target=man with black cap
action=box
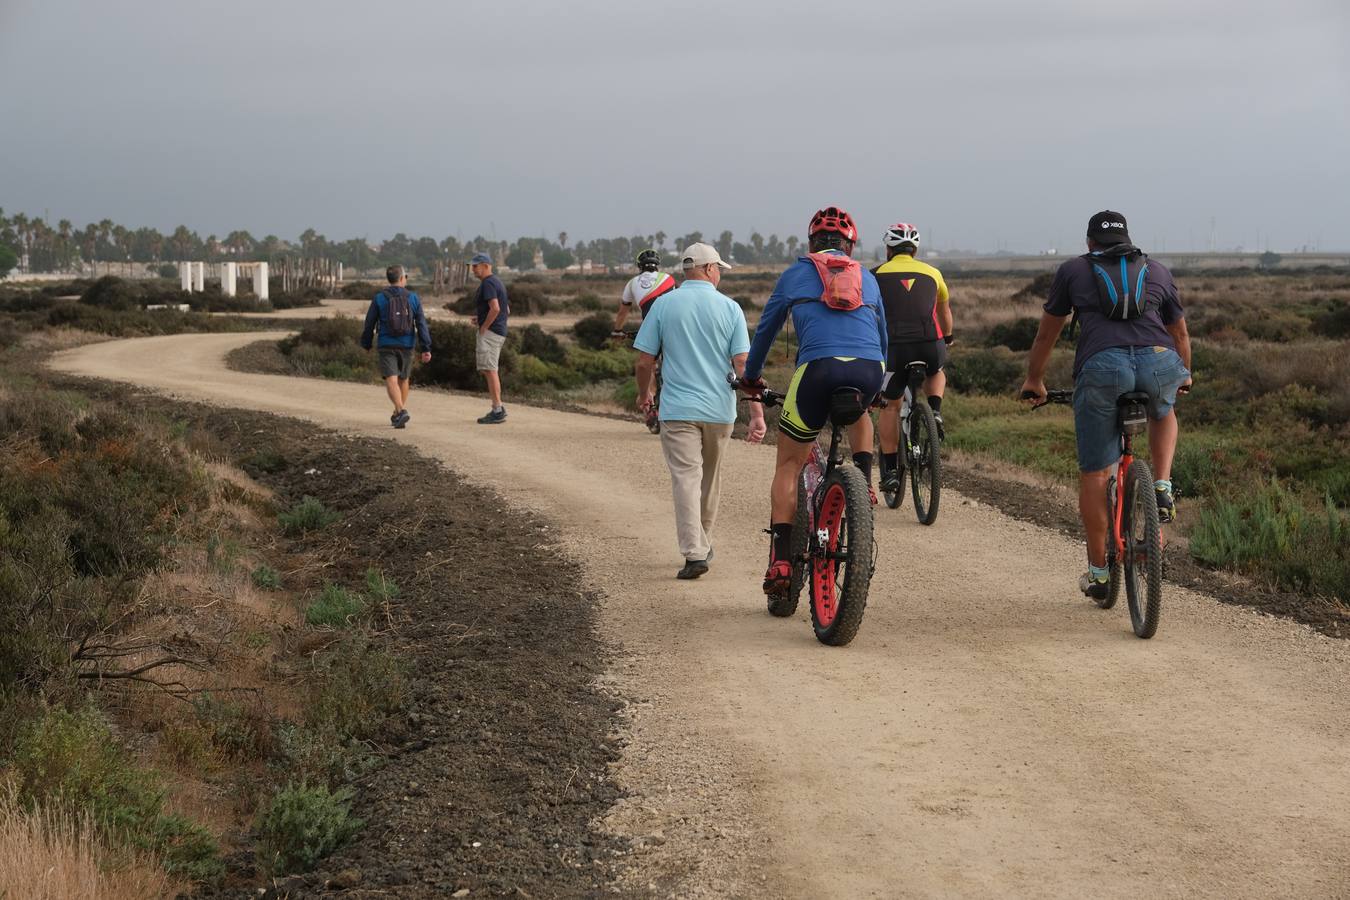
[1020,210,1193,602]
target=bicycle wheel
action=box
[771,477,811,618]
[908,401,942,526]
[809,466,874,646]
[881,413,904,510]
[1122,459,1162,638]
[1100,475,1121,610]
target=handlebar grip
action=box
[1020,389,1040,400]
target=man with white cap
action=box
[634,243,766,579]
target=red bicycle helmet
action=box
[808,206,859,243]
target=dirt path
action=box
[53,334,1350,899]
[230,299,588,334]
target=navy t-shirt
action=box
[476,274,509,336]
[1045,254,1184,378]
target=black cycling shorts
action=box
[780,356,884,443]
[883,340,946,399]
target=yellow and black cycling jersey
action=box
[871,255,949,343]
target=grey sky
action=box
[2,0,1348,253]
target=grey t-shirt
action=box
[1045,254,1184,378]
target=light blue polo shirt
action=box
[633,279,750,424]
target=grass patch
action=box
[1190,481,1349,601]
[304,583,368,628]
[278,495,338,535]
[304,634,406,740]
[7,706,224,882]
[251,564,282,590]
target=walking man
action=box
[470,251,509,424]
[360,264,432,428]
[635,243,765,580]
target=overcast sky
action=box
[2,0,1348,253]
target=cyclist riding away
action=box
[1019,210,1192,601]
[872,222,953,496]
[739,206,888,595]
[613,248,677,334]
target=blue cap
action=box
[470,252,492,265]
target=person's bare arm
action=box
[937,301,954,341]
[479,299,499,335]
[1165,317,1193,389]
[636,352,658,409]
[730,351,767,442]
[1020,312,1069,401]
[613,303,631,334]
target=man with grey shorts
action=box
[469,252,509,424]
[360,265,433,428]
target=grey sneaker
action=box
[1156,485,1176,523]
[477,407,507,425]
[1079,572,1109,602]
[677,559,709,580]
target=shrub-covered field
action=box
[0,353,407,891]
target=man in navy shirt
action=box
[360,265,432,428]
[1021,211,1192,601]
[470,252,509,424]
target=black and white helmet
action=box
[883,222,920,250]
[636,249,661,272]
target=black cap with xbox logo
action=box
[1087,210,1131,246]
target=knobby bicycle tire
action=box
[810,466,874,646]
[1122,458,1163,638]
[909,401,942,526]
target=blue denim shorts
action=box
[1073,346,1190,472]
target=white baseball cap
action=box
[681,242,733,270]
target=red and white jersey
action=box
[621,271,677,315]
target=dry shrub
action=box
[0,787,176,900]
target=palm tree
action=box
[558,231,568,249]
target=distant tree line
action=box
[0,209,816,279]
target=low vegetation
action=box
[0,347,412,891]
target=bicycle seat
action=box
[905,361,929,374]
[1117,392,1149,435]
[828,388,867,427]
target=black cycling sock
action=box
[852,452,873,483]
[771,523,793,562]
[927,395,943,414]
[881,452,899,472]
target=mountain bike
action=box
[736,378,878,646]
[1026,388,1162,638]
[612,329,661,434]
[880,361,942,524]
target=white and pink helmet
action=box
[883,222,920,249]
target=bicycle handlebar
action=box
[1022,388,1073,409]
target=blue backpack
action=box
[1085,246,1150,320]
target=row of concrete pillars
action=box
[180,261,270,300]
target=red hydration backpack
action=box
[804,253,863,311]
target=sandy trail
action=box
[231,298,588,333]
[52,334,1350,899]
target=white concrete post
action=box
[223,262,237,297]
[181,263,193,292]
[257,262,269,301]
[192,261,205,292]
[337,262,343,283]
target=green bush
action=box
[505,280,549,315]
[985,317,1041,351]
[192,694,272,760]
[80,275,144,311]
[338,281,377,300]
[567,346,632,381]
[519,323,565,363]
[304,583,368,628]
[573,311,614,349]
[421,321,515,389]
[1190,480,1349,601]
[252,565,282,590]
[278,496,338,535]
[273,724,376,788]
[9,706,224,881]
[945,346,1024,395]
[280,316,362,351]
[1312,301,1350,339]
[573,291,604,312]
[304,634,406,740]
[515,354,583,388]
[256,781,362,875]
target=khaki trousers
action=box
[659,420,734,562]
